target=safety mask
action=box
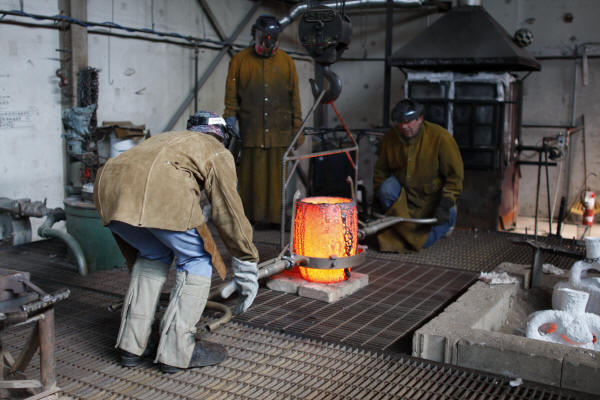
[254,30,279,57]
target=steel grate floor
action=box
[0,233,591,399]
[237,259,476,352]
[253,229,584,272]
[1,283,590,400]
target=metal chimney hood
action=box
[391,5,541,71]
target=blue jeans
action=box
[376,176,456,249]
[108,221,213,277]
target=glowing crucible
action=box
[293,196,358,283]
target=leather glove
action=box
[225,116,240,139]
[434,197,453,225]
[220,257,258,315]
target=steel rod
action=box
[284,146,359,161]
[534,151,542,238]
[281,90,326,248]
[544,149,552,233]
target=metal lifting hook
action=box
[309,66,342,104]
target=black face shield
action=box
[252,15,281,57]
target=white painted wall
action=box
[0,0,64,237]
[485,0,600,220]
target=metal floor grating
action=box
[253,229,584,272]
[1,283,590,400]
[0,236,592,398]
[237,259,476,352]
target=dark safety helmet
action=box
[187,111,232,147]
[391,100,424,123]
[252,15,281,57]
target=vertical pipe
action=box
[39,309,56,390]
[383,0,393,127]
[534,151,542,238]
[315,65,325,127]
[566,45,579,207]
[544,148,552,234]
[557,196,566,236]
[194,44,199,113]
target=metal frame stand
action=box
[280,91,360,249]
[0,291,69,399]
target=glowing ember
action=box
[293,196,358,283]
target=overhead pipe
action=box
[37,208,88,276]
[279,0,425,27]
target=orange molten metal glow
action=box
[293,196,358,283]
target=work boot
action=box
[155,272,226,372]
[116,258,169,360]
[159,341,227,374]
[120,340,156,367]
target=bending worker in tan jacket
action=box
[374,100,464,252]
[94,111,259,373]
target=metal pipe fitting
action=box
[357,215,437,240]
[204,300,233,332]
[279,0,424,28]
[0,197,49,218]
[38,208,88,276]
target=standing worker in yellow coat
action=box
[223,15,302,227]
[373,100,464,252]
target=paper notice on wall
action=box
[0,108,40,130]
[0,72,41,130]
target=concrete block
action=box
[412,332,452,363]
[265,270,301,294]
[455,329,569,387]
[412,263,600,395]
[298,273,368,303]
[267,270,369,303]
[562,349,600,396]
[497,262,531,289]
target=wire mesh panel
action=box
[237,259,476,352]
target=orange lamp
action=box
[293,196,358,283]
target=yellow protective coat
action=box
[93,131,259,279]
[373,121,464,252]
[223,47,302,224]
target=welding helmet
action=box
[252,15,281,57]
[391,100,424,123]
[187,111,232,147]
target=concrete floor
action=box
[512,216,599,239]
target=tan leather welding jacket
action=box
[93,130,259,279]
[223,46,302,148]
[373,121,464,252]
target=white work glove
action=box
[220,257,258,315]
